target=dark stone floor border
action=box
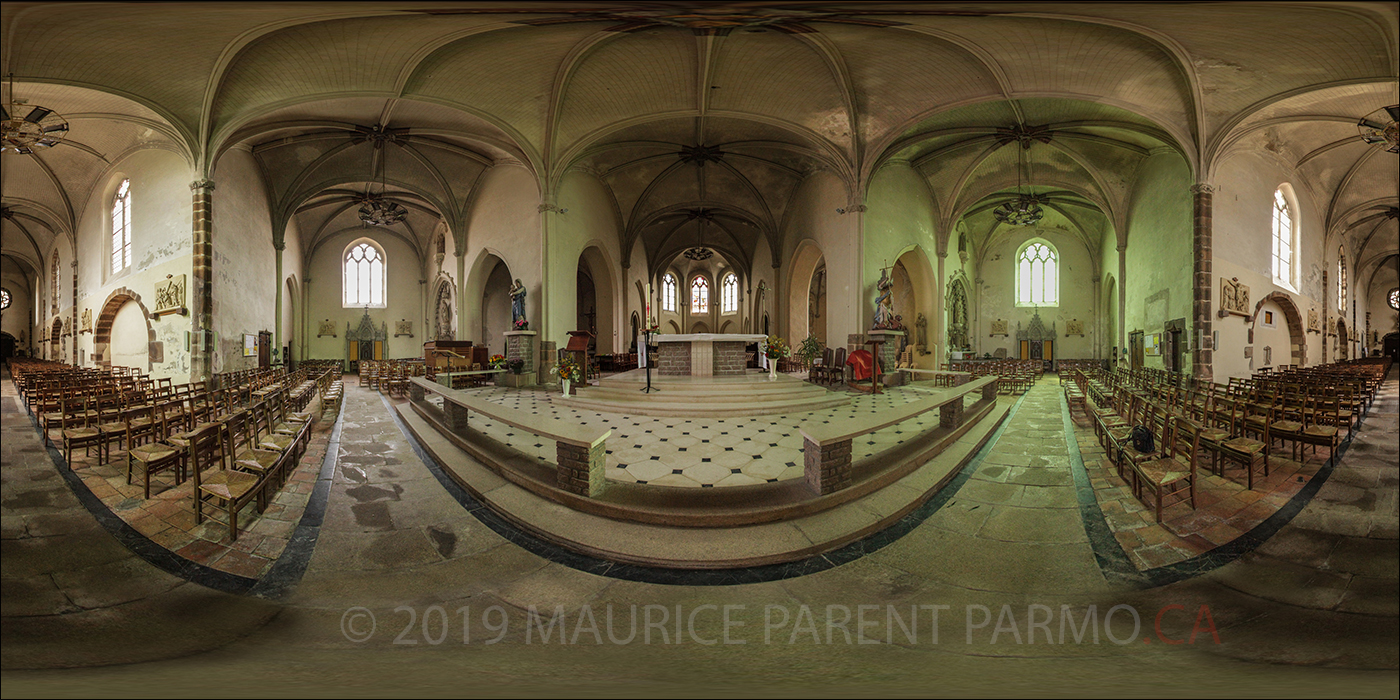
[249,398,345,599]
[381,387,1034,586]
[1060,390,1363,590]
[14,391,341,600]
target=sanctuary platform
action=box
[554,368,851,417]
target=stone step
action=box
[553,393,853,418]
[576,385,831,404]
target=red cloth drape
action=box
[846,349,873,381]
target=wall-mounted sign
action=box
[243,333,257,357]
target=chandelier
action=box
[1,74,69,155]
[993,142,1044,226]
[358,123,406,226]
[358,194,408,227]
[1357,105,1399,153]
[683,247,713,261]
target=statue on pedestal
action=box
[509,278,528,330]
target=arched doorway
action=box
[1104,275,1118,362]
[630,312,640,351]
[465,250,513,355]
[892,246,937,368]
[283,276,298,367]
[93,288,156,372]
[1249,291,1307,368]
[786,240,824,344]
[1383,332,1399,361]
[1,332,15,364]
[1337,319,1348,360]
[50,318,61,361]
[946,275,970,354]
[577,246,616,353]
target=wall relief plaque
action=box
[153,274,187,317]
[1218,277,1250,318]
[989,319,1008,336]
[395,320,413,337]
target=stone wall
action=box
[714,341,747,376]
[657,342,692,376]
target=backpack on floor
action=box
[1130,425,1154,454]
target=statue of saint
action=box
[509,278,527,328]
[436,286,453,340]
[872,267,893,330]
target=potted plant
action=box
[514,318,530,332]
[764,335,790,380]
[796,335,822,372]
[555,354,581,395]
[507,358,524,375]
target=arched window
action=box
[1016,240,1058,307]
[721,273,738,314]
[661,273,677,312]
[691,276,709,314]
[1336,246,1347,313]
[1,287,11,310]
[111,179,132,274]
[1271,188,1296,290]
[51,254,59,309]
[343,240,385,307]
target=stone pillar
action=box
[273,242,284,365]
[981,380,998,401]
[190,179,215,381]
[70,260,78,366]
[444,400,469,434]
[1117,246,1127,369]
[556,438,606,497]
[409,381,425,402]
[502,330,537,387]
[1191,183,1214,384]
[940,398,964,428]
[804,436,852,495]
[870,329,906,386]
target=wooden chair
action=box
[227,408,285,493]
[1295,390,1342,461]
[60,396,107,466]
[127,400,186,499]
[1218,397,1269,489]
[1132,417,1201,522]
[191,421,263,543]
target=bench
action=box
[410,377,610,497]
[798,375,999,495]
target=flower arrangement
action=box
[764,335,790,360]
[514,318,529,331]
[555,354,582,382]
[507,358,525,375]
[489,354,506,369]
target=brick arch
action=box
[93,287,157,372]
[1251,291,1306,366]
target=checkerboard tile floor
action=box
[425,379,980,488]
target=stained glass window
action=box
[1,287,11,310]
[691,276,709,314]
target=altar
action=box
[654,333,766,377]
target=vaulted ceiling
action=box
[2,2,1395,272]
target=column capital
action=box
[273,240,286,252]
[189,179,216,192]
[1190,183,1215,195]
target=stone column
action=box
[273,242,283,365]
[1117,246,1127,368]
[70,260,78,366]
[939,397,964,428]
[190,180,215,381]
[935,252,946,369]
[1191,183,1214,384]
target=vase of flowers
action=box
[489,354,506,370]
[764,335,790,380]
[514,318,529,332]
[556,354,581,395]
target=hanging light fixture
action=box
[993,139,1045,226]
[358,124,407,227]
[1,74,69,155]
[1357,105,1399,154]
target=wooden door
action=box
[258,331,271,368]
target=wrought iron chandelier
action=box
[1,74,69,155]
[683,247,713,261]
[994,138,1044,226]
[359,124,407,227]
[1357,105,1399,154]
[682,207,715,260]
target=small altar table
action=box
[654,334,766,377]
